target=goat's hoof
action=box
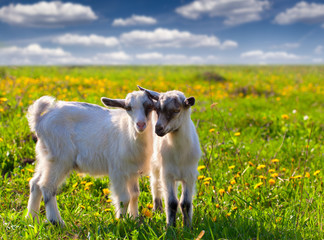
[46,219,66,228]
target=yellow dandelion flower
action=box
[198,175,205,180]
[235,173,240,178]
[81,181,87,184]
[104,208,111,212]
[0,108,4,113]
[218,189,225,195]
[80,205,85,209]
[216,204,220,208]
[203,181,210,185]
[271,173,278,178]
[228,165,235,170]
[27,177,32,182]
[72,183,78,188]
[147,203,153,209]
[197,165,206,171]
[230,179,236,185]
[141,208,152,218]
[228,185,232,193]
[232,206,238,211]
[248,161,254,166]
[199,192,203,196]
[271,159,279,163]
[269,179,276,185]
[257,164,266,170]
[0,138,3,142]
[290,175,303,179]
[226,212,231,217]
[269,169,275,173]
[209,128,215,133]
[85,182,93,187]
[213,216,217,222]
[234,132,241,136]
[84,187,90,191]
[258,175,267,180]
[0,97,8,102]
[281,168,286,172]
[249,206,253,210]
[314,170,320,176]
[102,188,110,195]
[305,172,310,178]
[204,177,212,181]
[281,114,289,120]
[26,168,34,173]
[254,182,263,189]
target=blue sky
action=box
[0,0,324,65]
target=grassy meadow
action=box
[0,66,323,239]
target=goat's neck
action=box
[168,116,192,144]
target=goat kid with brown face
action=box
[138,86,201,228]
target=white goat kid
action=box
[26,91,154,226]
[138,86,201,227]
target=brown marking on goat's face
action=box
[155,93,184,136]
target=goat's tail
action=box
[27,96,56,132]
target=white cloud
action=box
[94,51,132,61]
[312,58,323,63]
[314,45,323,54]
[0,44,71,65]
[120,28,237,49]
[274,1,324,25]
[175,0,270,25]
[136,52,164,60]
[112,15,157,26]
[241,50,301,60]
[0,1,97,27]
[271,42,300,49]
[135,52,219,64]
[54,34,119,47]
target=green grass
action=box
[0,66,323,239]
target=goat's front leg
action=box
[163,175,178,227]
[127,177,139,218]
[111,178,130,219]
[180,178,195,228]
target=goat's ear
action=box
[184,97,195,108]
[137,85,160,100]
[101,97,126,109]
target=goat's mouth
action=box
[155,128,167,137]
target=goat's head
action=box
[138,86,195,137]
[101,91,155,133]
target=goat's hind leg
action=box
[26,172,42,221]
[38,161,70,226]
[151,166,163,212]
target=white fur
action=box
[26,92,153,226]
[149,90,201,227]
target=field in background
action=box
[0,66,323,239]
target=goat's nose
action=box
[137,121,146,129]
[155,124,163,132]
